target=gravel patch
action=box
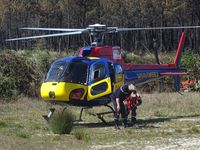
[90,137,200,150]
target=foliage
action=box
[0,50,42,99]
[181,50,200,79]
[48,108,75,134]
[0,76,17,99]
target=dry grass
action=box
[0,92,200,149]
[139,92,200,117]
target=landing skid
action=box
[79,104,115,125]
[43,104,115,125]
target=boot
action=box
[122,118,127,128]
[131,117,136,124]
[114,119,120,129]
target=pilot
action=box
[110,83,136,129]
[123,90,142,124]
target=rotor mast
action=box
[87,24,107,46]
[86,24,119,46]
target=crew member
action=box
[110,83,136,129]
[124,90,142,124]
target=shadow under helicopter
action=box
[73,114,200,129]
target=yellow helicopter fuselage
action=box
[40,56,124,106]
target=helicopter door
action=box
[87,61,112,100]
[112,63,124,91]
[108,62,115,90]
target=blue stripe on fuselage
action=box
[124,68,182,83]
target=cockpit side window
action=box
[92,62,106,82]
[62,62,88,84]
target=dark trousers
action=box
[131,107,137,118]
[124,104,137,119]
[111,98,127,123]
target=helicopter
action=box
[6,24,200,123]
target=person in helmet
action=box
[110,83,136,129]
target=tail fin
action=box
[173,32,185,67]
[173,32,186,91]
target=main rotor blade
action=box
[21,27,85,32]
[6,31,84,41]
[118,26,200,31]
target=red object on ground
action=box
[181,79,196,89]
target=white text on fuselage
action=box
[137,72,159,79]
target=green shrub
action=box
[48,108,75,134]
[73,127,90,142]
[0,76,18,99]
[181,50,200,79]
[0,50,43,99]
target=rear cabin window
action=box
[115,64,123,82]
[113,47,122,59]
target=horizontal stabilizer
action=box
[160,72,188,76]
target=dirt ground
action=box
[0,93,200,150]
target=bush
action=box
[0,50,42,98]
[181,50,200,79]
[48,108,75,134]
[0,76,18,99]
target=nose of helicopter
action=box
[40,82,87,101]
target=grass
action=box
[73,127,90,142]
[0,93,200,149]
[48,108,75,134]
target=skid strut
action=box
[79,107,90,121]
[43,108,55,121]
